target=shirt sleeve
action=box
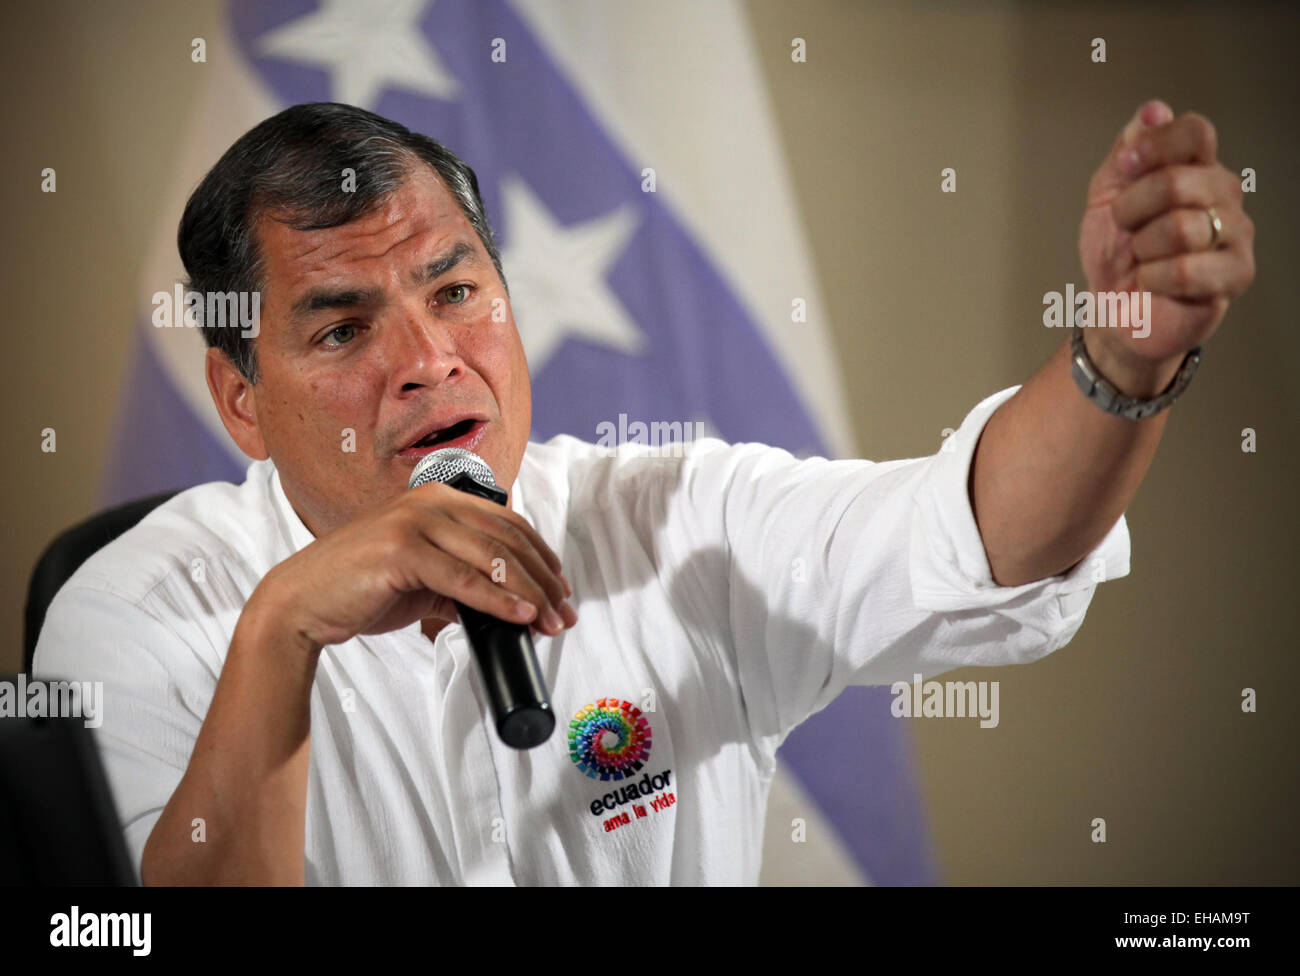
[32,582,212,884]
[662,385,1130,747]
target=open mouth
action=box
[413,418,476,448]
[399,418,487,457]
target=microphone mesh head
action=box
[408,447,499,491]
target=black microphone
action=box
[408,447,556,749]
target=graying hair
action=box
[178,102,506,382]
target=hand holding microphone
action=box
[407,448,559,748]
[249,449,575,748]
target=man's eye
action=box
[322,324,357,345]
[444,284,471,304]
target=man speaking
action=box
[34,99,1255,885]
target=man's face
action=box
[221,164,531,538]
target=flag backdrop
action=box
[105,0,939,885]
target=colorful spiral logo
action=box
[568,698,652,780]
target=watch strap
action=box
[1069,327,1201,421]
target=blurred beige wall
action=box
[4,0,1296,884]
[745,0,1299,884]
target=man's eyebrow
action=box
[289,283,383,323]
[288,241,482,324]
[411,240,480,286]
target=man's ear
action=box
[206,346,268,461]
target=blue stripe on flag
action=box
[104,324,246,506]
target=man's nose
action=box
[387,305,465,394]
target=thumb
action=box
[1091,99,1174,198]
[1114,99,1174,169]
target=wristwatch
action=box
[1069,327,1201,420]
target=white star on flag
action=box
[256,0,457,109]
[499,175,644,373]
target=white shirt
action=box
[34,385,1129,885]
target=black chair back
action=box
[24,491,179,673]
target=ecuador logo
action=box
[568,698,652,780]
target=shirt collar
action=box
[267,462,317,555]
[265,452,532,555]
[507,451,526,519]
